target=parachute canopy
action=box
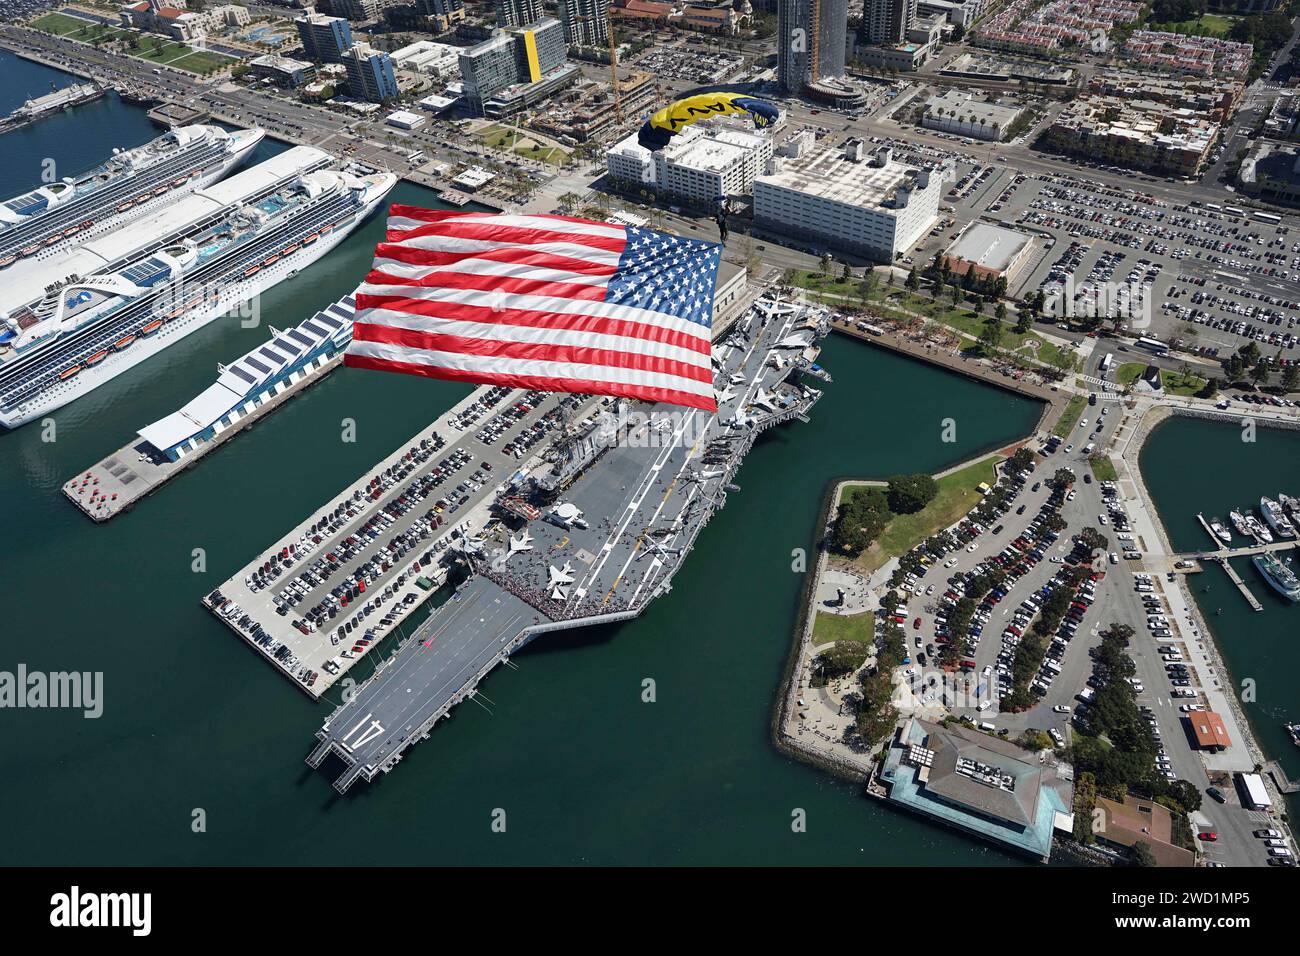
[637,92,780,152]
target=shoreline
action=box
[773,336,1300,862]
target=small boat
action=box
[43,235,60,246]
[263,254,279,266]
[243,264,260,278]
[58,364,82,380]
[116,201,132,212]
[84,350,108,366]
[153,185,168,195]
[302,232,319,244]
[140,319,163,336]
[20,245,38,256]
[80,219,94,229]
[282,243,299,255]
[1287,722,1300,748]
[1245,514,1274,544]
[62,225,79,237]
[1261,497,1295,539]
[1229,509,1250,537]
[112,334,136,351]
[1209,518,1231,544]
[0,254,16,268]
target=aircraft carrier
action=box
[296,295,829,792]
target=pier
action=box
[147,100,208,126]
[1187,511,1299,610]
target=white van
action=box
[979,721,996,731]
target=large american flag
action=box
[345,206,721,411]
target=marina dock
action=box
[303,298,827,791]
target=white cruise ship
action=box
[0,154,395,428]
[0,125,263,270]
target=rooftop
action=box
[1188,710,1231,749]
[756,143,930,210]
[1096,794,1195,867]
[945,222,1032,273]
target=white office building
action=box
[605,123,773,206]
[753,140,942,262]
[922,89,1022,142]
[389,40,462,78]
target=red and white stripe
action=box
[345,206,716,410]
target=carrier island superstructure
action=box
[0,146,396,428]
[0,124,263,270]
[202,293,829,792]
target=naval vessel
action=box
[283,295,831,792]
[0,153,395,427]
[0,124,263,270]
[1252,552,1300,603]
[0,80,104,132]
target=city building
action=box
[1240,141,1300,207]
[495,0,544,26]
[558,0,610,47]
[853,40,929,72]
[861,0,916,45]
[1094,795,1195,867]
[778,0,864,104]
[343,43,400,103]
[1045,96,1218,177]
[942,222,1033,282]
[458,18,578,116]
[296,12,355,63]
[879,718,1073,862]
[605,120,774,207]
[530,72,656,142]
[922,90,1022,141]
[333,0,399,20]
[120,0,250,41]
[1186,710,1232,752]
[389,39,462,78]
[416,0,466,29]
[753,140,942,262]
[248,53,318,89]
[386,109,427,129]
[1087,69,1243,124]
[609,0,673,24]
[916,0,981,28]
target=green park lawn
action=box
[1052,394,1087,438]
[1149,13,1236,37]
[1115,362,1205,395]
[1089,455,1119,482]
[811,610,875,646]
[846,455,1001,574]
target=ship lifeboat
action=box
[117,201,132,212]
[0,254,16,268]
[243,264,261,278]
[319,224,334,234]
[85,349,108,366]
[165,306,183,319]
[20,245,39,256]
[263,254,279,266]
[43,235,60,246]
[154,186,168,195]
[302,233,319,244]
[140,319,163,336]
[283,243,299,255]
[80,219,94,230]
[59,364,82,380]
[63,226,80,237]
[172,177,186,187]
[112,333,136,351]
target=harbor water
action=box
[7,52,1290,864]
[1139,415,1300,819]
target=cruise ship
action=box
[1252,552,1300,603]
[0,125,263,270]
[1261,496,1297,538]
[0,154,394,428]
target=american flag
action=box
[345,206,721,411]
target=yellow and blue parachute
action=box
[637,91,780,152]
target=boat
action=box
[1244,514,1274,543]
[1279,493,1299,517]
[84,350,108,366]
[1252,552,1300,602]
[0,159,395,428]
[1209,518,1232,544]
[1261,497,1296,538]
[0,125,264,271]
[19,245,38,257]
[58,364,81,380]
[1287,723,1300,747]
[302,232,319,244]
[1230,509,1250,537]
[0,255,14,268]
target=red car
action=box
[1198,832,1218,842]
[913,617,922,630]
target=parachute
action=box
[637,91,780,152]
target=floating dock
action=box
[301,295,828,791]
[63,297,357,522]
